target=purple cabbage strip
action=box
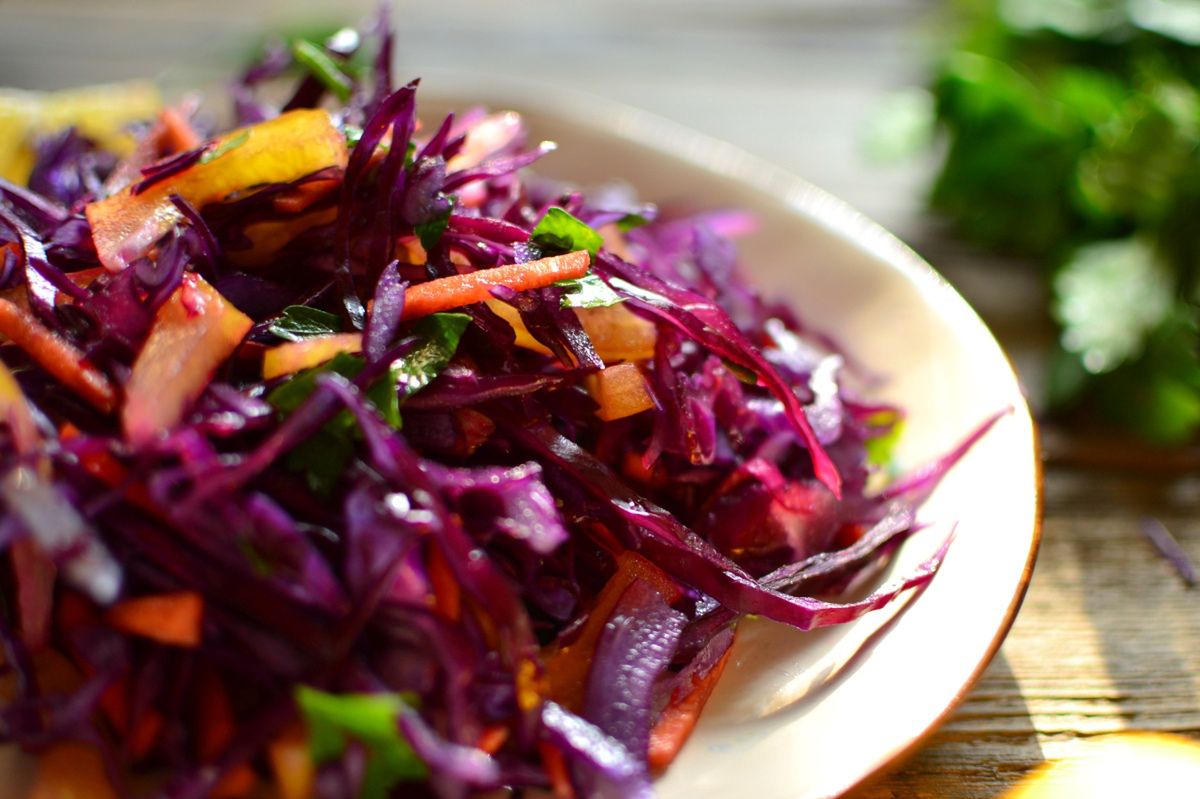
[541,701,655,799]
[583,580,686,759]
[598,251,842,496]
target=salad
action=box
[0,16,987,799]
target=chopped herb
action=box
[414,200,454,252]
[395,313,471,399]
[531,207,604,260]
[199,131,250,165]
[555,272,624,309]
[865,410,905,468]
[297,687,427,799]
[615,213,650,233]
[268,305,343,342]
[291,39,354,102]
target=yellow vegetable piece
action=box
[585,362,656,421]
[86,108,349,271]
[262,333,364,380]
[485,300,657,365]
[0,82,160,184]
[27,741,119,799]
[123,274,253,446]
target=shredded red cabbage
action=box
[0,17,997,799]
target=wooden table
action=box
[4,1,1199,796]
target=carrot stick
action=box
[476,725,509,755]
[158,107,202,153]
[538,741,575,799]
[61,423,160,516]
[268,724,315,799]
[0,298,117,412]
[197,670,236,762]
[401,250,590,321]
[647,644,734,771]
[210,765,258,799]
[107,591,204,647]
[427,543,462,622]
[544,551,680,711]
[28,741,119,799]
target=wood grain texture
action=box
[5,2,1198,797]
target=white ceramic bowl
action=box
[422,78,1041,799]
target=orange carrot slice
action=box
[0,298,117,412]
[647,644,735,771]
[197,670,236,762]
[538,741,574,799]
[28,741,119,799]
[123,274,253,446]
[107,590,204,647]
[585,363,655,421]
[261,332,363,379]
[401,251,590,321]
[86,108,348,271]
[210,766,258,799]
[158,106,202,153]
[427,543,462,622]
[476,725,510,756]
[544,551,680,711]
[268,724,316,799]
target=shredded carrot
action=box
[99,678,130,733]
[268,724,315,799]
[273,177,341,214]
[61,423,160,516]
[55,591,98,632]
[538,741,575,799]
[128,708,165,761]
[647,644,735,771]
[197,669,236,761]
[158,107,202,153]
[401,250,590,321]
[210,765,258,799]
[28,741,119,799]
[544,551,680,710]
[476,725,510,755]
[427,543,462,622]
[107,590,204,647]
[0,298,117,412]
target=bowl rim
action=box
[421,71,1045,797]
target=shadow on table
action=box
[851,651,1044,798]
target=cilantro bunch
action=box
[917,0,1200,442]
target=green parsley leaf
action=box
[395,313,471,399]
[554,273,624,309]
[268,306,343,342]
[267,354,377,496]
[414,199,454,252]
[296,687,427,797]
[1053,238,1173,375]
[291,39,354,102]
[615,213,649,233]
[864,410,905,468]
[199,131,250,165]
[531,207,604,260]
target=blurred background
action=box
[6,0,1200,796]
